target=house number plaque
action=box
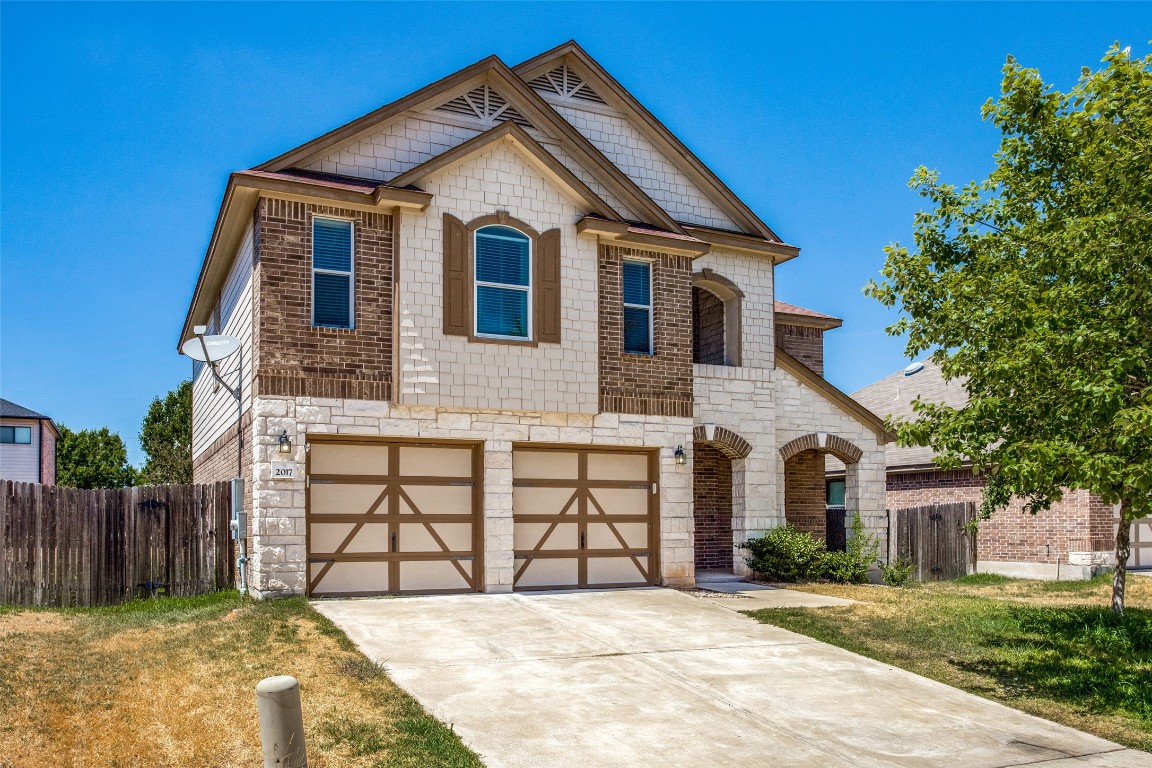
[271,461,297,480]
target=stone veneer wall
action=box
[247,395,695,597]
[887,470,1115,565]
[776,323,824,377]
[253,198,395,401]
[784,450,827,538]
[692,441,733,570]
[599,244,694,417]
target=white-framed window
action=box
[0,426,32,444]
[474,225,531,340]
[622,259,653,354]
[312,217,354,329]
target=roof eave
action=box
[576,217,711,258]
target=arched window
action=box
[691,270,743,366]
[475,225,531,339]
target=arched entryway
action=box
[693,425,752,575]
[779,433,863,547]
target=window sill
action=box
[469,334,539,348]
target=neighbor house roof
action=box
[0,398,51,421]
[850,359,969,470]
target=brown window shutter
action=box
[443,213,469,336]
[536,228,561,343]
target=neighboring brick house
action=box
[0,398,57,485]
[833,361,1116,579]
[184,41,891,598]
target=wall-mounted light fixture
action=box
[278,430,293,455]
[674,445,686,465]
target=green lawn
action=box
[0,592,483,768]
[745,574,1152,752]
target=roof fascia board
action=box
[514,42,783,243]
[776,349,896,443]
[576,217,710,258]
[233,171,432,211]
[389,122,622,221]
[681,225,800,263]
[775,312,843,331]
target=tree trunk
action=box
[1112,498,1132,615]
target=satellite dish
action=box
[903,361,926,377]
[182,334,242,362]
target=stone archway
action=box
[691,270,743,367]
[693,425,753,575]
[778,433,863,544]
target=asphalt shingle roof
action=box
[0,398,51,421]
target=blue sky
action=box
[2,2,1148,465]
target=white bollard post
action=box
[256,675,308,767]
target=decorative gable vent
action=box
[527,64,607,105]
[435,85,533,128]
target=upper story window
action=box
[312,217,354,329]
[0,426,32,444]
[475,225,531,340]
[623,259,653,354]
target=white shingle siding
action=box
[304,114,483,182]
[192,222,255,459]
[549,102,738,230]
[397,142,600,413]
[0,418,41,483]
[538,140,640,221]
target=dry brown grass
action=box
[0,593,481,768]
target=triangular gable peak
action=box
[256,56,684,233]
[515,42,783,242]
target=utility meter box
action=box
[230,477,245,540]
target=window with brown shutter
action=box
[443,213,469,336]
[536,228,561,343]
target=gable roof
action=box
[851,359,969,469]
[513,41,785,244]
[254,54,684,234]
[389,121,622,221]
[0,398,51,421]
[776,351,894,443]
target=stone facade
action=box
[253,199,394,401]
[887,469,1115,573]
[598,245,694,417]
[247,395,694,597]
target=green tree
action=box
[867,44,1152,614]
[56,425,138,489]
[139,380,193,485]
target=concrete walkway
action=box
[699,581,858,607]
[314,588,1148,768]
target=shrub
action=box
[742,525,826,582]
[881,558,916,587]
[821,550,868,584]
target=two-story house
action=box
[0,398,57,485]
[184,42,892,598]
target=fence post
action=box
[256,675,308,768]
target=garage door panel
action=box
[399,446,473,477]
[512,486,578,515]
[587,488,649,515]
[399,484,472,515]
[514,450,579,480]
[586,522,648,550]
[309,484,387,515]
[587,452,648,482]
[514,522,578,551]
[399,560,472,592]
[516,557,579,589]
[398,522,473,552]
[310,444,389,476]
[310,522,357,553]
[310,561,390,595]
[587,556,649,586]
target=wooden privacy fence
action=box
[1,480,233,607]
[890,502,977,581]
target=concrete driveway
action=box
[314,588,1148,768]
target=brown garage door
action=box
[512,446,658,590]
[307,439,481,597]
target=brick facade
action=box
[191,415,252,584]
[693,441,733,570]
[598,244,693,417]
[692,286,725,365]
[887,469,1115,564]
[40,426,56,485]
[253,198,394,401]
[776,322,824,377]
[784,449,826,539]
